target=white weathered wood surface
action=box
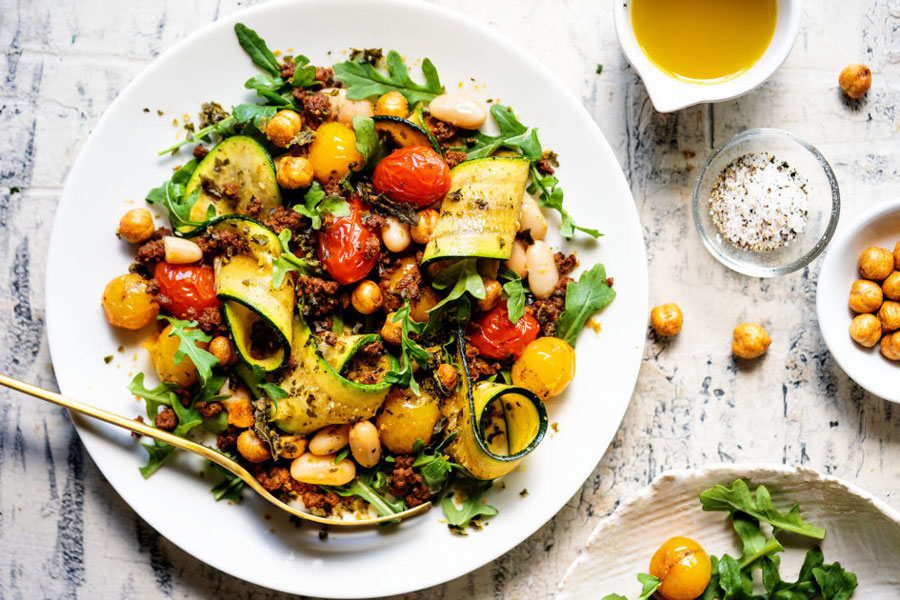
[1,1,899,598]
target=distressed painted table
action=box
[2,1,899,598]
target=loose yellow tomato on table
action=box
[649,536,712,600]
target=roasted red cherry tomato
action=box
[317,199,379,285]
[468,305,540,360]
[372,145,451,207]
[154,262,221,320]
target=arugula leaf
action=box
[158,316,220,386]
[410,438,458,489]
[383,301,430,396]
[555,263,616,347]
[232,103,278,128]
[328,470,406,517]
[157,103,278,155]
[601,573,662,600]
[145,159,209,229]
[699,479,826,539]
[210,460,246,502]
[127,372,177,421]
[258,382,288,401]
[429,259,486,313]
[272,228,312,289]
[332,50,444,105]
[292,181,349,230]
[498,266,525,323]
[733,513,785,569]
[812,563,858,600]
[528,164,602,239]
[717,554,758,599]
[352,116,387,171]
[442,484,498,527]
[139,440,175,479]
[234,23,281,77]
[291,54,318,88]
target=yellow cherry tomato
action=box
[649,536,712,600]
[376,387,440,454]
[511,337,576,400]
[308,121,363,183]
[101,273,159,330]
[142,324,206,388]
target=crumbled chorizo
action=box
[196,229,249,259]
[426,117,456,142]
[193,145,209,160]
[217,426,240,451]
[531,277,571,336]
[196,400,223,420]
[254,464,293,493]
[296,91,332,126]
[154,407,178,432]
[262,206,309,238]
[295,482,342,512]
[553,251,578,275]
[296,275,348,318]
[389,455,434,507]
[444,150,467,168]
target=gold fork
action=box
[0,373,431,527]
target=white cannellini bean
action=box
[429,93,488,129]
[518,193,548,240]
[324,88,375,126]
[308,424,350,456]
[505,240,529,279]
[290,452,357,486]
[349,421,382,468]
[163,236,202,264]
[525,240,559,299]
[381,216,411,253]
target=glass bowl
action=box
[692,128,840,277]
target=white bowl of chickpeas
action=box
[817,198,900,402]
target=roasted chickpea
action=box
[651,303,683,336]
[280,435,307,460]
[878,300,900,332]
[849,313,882,348]
[264,109,303,148]
[102,273,160,330]
[117,208,155,243]
[208,336,236,366]
[275,155,314,189]
[858,246,894,281]
[308,121,363,183]
[351,280,384,314]
[380,312,402,345]
[732,323,771,359]
[410,288,440,322]
[512,337,576,400]
[848,279,884,313]
[649,536,712,600]
[881,331,900,361]
[410,208,439,245]
[374,91,409,118]
[436,363,458,392]
[882,271,900,301]
[237,430,271,463]
[477,279,502,312]
[894,240,900,270]
[376,387,441,454]
[143,323,206,388]
[839,64,872,99]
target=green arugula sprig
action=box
[601,574,661,600]
[272,228,313,289]
[429,259,486,314]
[234,23,320,108]
[352,115,387,171]
[158,316,220,386]
[211,460,246,502]
[555,263,616,347]
[528,164,602,239]
[157,103,277,155]
[498,266,526,323]
[234,23,281,77]
[383,301,431,396]
[410,436,459,489]
[327,470,407,518]
[442,480,498,528]
[292,181,349,230]
[145,159,211,229]
[700,480,826,539]
[333,50,444,104]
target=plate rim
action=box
[45,0,649,595]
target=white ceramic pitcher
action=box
[613,0,803,113]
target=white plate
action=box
[45,0,648,596]
[558,464,900,598]
[816,199,900,403]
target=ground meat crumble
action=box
[297,275,348,318]
[295,482,343,513]
[154,407,177,432]
[389,455,433,507]
[531,277,572,336]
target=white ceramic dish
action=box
[816,199,900,403]
[557,464,900,598]
[613,0,802,113]
[45,0,649,596]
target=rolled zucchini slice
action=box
[180,135,282,233]
[273,316,397,435]
[212,216,293,372]
[444,331,548,480]
[421,156,530,264]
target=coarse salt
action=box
[708,152,809,252]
